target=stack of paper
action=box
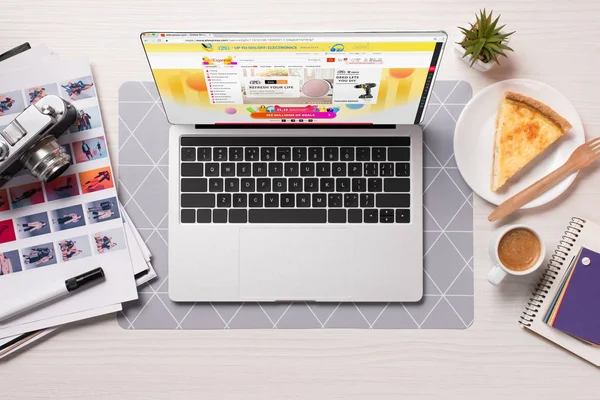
[0,44,155,359]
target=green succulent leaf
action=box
[459,9,515,67]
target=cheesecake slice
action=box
[491,92,572,192]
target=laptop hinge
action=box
[194,124,397,130]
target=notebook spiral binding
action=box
[519,217,586,327]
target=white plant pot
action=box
[454,41,496,72]
[454,21,511,72]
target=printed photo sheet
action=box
[0,59,137,339]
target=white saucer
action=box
[454,79,585,208]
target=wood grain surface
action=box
[2,1,600,399]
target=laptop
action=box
[141,31,447,302]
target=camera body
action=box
[0,95,76,187]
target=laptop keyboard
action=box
[179,137,411,224]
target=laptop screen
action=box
[141,32,446,126]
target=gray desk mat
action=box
[116,80,473,329]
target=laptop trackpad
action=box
[239,228,352,300]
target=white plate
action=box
[454,79,585,208]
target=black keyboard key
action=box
[273,178,286,192]
[348,163,362,176]
[245,147,259,161]
[376,194,410,208]
[257,178,271,192]
[324,147,338,161]
[268,163,283,177]
[281,194,295,207]
[233,193,247,207]
[293,147,307,161]
[249,193,263,207]
[396,209,410,223]
[197,148,211,161]
[296,193,311,207]
[253,163,268,177]
[249,209,326,223]
[368,178,382,192]
[396,163,410,177]
[237,163,251,177]
[265,193,279,207]
[277,147,291,161]
[181,163,204,177]
[384,178,410,192]
[328,193,342,207]
[289,178,303,192]
[196,209,211,223]
[300,162,315,177]
[344,193,358,208]
[332,163,346,176]
[181,147,196,161]
[261,147,275,161]
[340,147,354,161]
[389,147,410,161]
[229,209,247,223]
[221,163,235,177]
[312,194,326,207]
[214,147,227,161]
[241,178,255,192]
[360,193,374,208]
[348,209,362,223]
[336,178,350,192]
[364,209,378,223]
[352,178,366,192]
[217,193,231,208]
[181,209,195,223]
[181,194,215,208]
[205,163,219,177]
[305,178,318,192]
[213,209,227,223]
[285,163,299,177]
[209,178,223,192]
[229,147,243,161]
[364,163,378,176]
[320,178,334,192]
[308,147,323,161]
[225,178,239,192]
[316,163,331,176]
[328,209,346,223]
[372,147,386,161]
[380,163,394,176]
[181,178,208,192]
[380,209,394,223]
[357,147,370,161]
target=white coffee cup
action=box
[488,224,546,285]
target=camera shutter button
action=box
[0,141,9,161]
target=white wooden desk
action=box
[3,1,600,398]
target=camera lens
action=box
[21,136,71,182]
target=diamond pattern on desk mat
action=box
[116,80,473,329]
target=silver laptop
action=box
[141,31,446,302]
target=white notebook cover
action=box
[521,217,600,366]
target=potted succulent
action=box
[455,9,515,71]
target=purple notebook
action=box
[553,247,600,345]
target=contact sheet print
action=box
[0,59,137,338]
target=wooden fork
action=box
[489,137,600,222]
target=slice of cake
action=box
[491,92,572,192]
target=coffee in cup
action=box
[488,225,546,285]
[497,227,542,272]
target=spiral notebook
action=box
[520,217,600,366]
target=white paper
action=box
[0,59,137,339]
[0,303,121,360]
[0,44,58,74]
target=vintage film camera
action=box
[0,95,76,187]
